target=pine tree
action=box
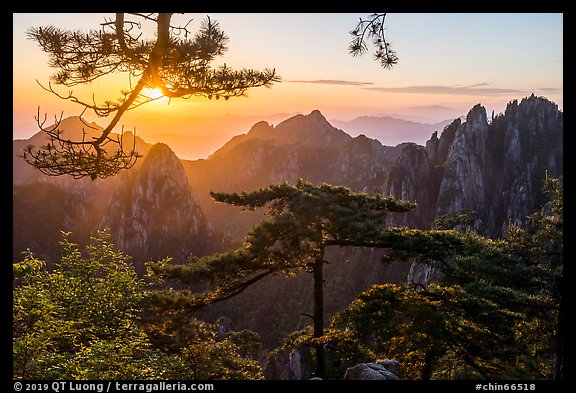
[148,179,415,378]
[22,13,279,179]
[148,177,563,379]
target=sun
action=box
[143,87,168,102]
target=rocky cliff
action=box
[14,95,562,264]
[384,95,562,236]
[100,143,211,273]
[13,130,211,272]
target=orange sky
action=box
[13,13,563,153]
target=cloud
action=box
[285,79,561,97]
[287,79,375,86]
[361,83,543,96]
[462,82,490,88]
[535,87,562,94]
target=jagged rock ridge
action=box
[182,110,409,243]
[13,95,562,270]
[384,95,562,236]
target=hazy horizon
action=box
[13,13,563,149]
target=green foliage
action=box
[144,317,263,380]
[433,209,478,231]
[13,230,161,379]
[211,180,416,241]
[33,177,557,380]
[227,329,263,359]
[13,230,264,380]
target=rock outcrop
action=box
[385,95,562,237]
[288,347,314,380]
[101,143,210,272]
[384,143,441,228]
[263,346,314,380]
[344,361,400,380]
[13,140,212,273]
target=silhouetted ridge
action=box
[246,121,274,137]
[272,110,350,147]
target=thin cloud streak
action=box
[537,87,562,94]
[362,85,530,96]
[287,79,375,86]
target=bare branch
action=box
[349,13,398,69]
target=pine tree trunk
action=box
[313,251,325,379]
[421,348,436,380]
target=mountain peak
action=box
[276,110,329,128]
[146,142,176,157]
[303,109,330,125]
[271,110,350,148]
[209,111,348,159]
[465,104,487,125]
[246,121,274,137]
[46,116,104,134]
[308,109,325,119]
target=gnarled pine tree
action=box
[22,13,280,179]
[148,179,415,378]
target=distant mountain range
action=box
[126,112,296,160]
[15,112,459,161]
[331,116,458,147]
[144,113,459,160]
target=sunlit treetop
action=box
[22,13,280,180]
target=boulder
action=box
[343,362,400,380]
[376,359,401,378]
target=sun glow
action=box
[143,87,169,103]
